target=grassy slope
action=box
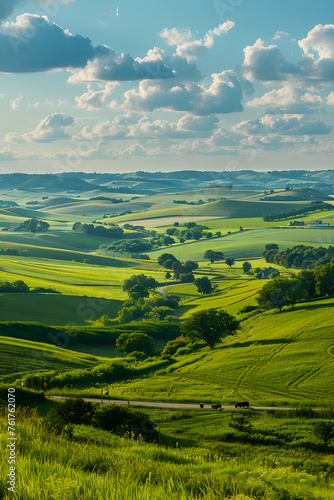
[108,199,308,223]
[0,336,101,382]
[105,298,334,407]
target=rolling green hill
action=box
[105,298,334,407]
[0,336,101,382]
[149,227,334,260]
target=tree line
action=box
[263,201,332,222]
[263,244,334,269]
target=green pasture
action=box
[0,254,164,306]
[149,227,334,260]
[0,294,122,325]
[89,298,334,407]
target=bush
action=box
[238,305,259,314]
[161,336,188,356]
[116,332,155,356]
[44,398,94,435]
[92,404,156,440]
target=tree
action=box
[204,250,224,264]
[256,277,307,312]
[264,243,279,251]
[195,276,214,295]
[192,230,202,241]
[181,308,239,349]
[165,271,172,280]
[206,232,213,238]
[172,261,182,280]
[123,274,158,292]
[163,235,175,246]
[128,284,150,301]
[116,332,155,356]
[173,222,180,227]
[182,260,198,273]
[149,306,176,321]
[225,258,235,268]
[312,420,334,447]
[158,253,179,268]
[242,262,252,273]
[314,263,334,297]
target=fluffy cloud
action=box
[246,85,323,113]
[5,113,75,143]
[298,24,334,60]
[68,47,174,83]
[74,113,219,142]
[242,25,334,82]
[75,82,119,110]
[327,92,334,105]
[242,39,298,81]
[109,70,244,115]
[160,21,235,62]
[0,14,104,72]
[234,114,332,136]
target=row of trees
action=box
[264,244,334,270]
[73,222,124,238]
[256,262,334,311]
[263,201,332,222]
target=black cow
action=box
[211,404,221,409]
[235,401,249,408]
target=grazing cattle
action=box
[235,401,249,408]
[199,403,204,409]
[211,404,221,409]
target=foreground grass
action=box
[1,408,334,499]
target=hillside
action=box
[104,298,334,407]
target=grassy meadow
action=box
[1,181,334,499]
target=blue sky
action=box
[0,0,333,173]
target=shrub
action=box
[161,336,188,356]
[116,332,155,356]
[92,404,156,440]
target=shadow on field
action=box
[292,300,334,313]
[229,338,293,348]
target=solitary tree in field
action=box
[194,276,214,295]
[225,258,235,268]
[204,250,224,264]
[181,308,239,349]
[242,262,252,273]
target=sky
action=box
[0,0,334,174]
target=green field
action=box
[76,298,334,407]
[149,227,334,260]
[0,336,101,382]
